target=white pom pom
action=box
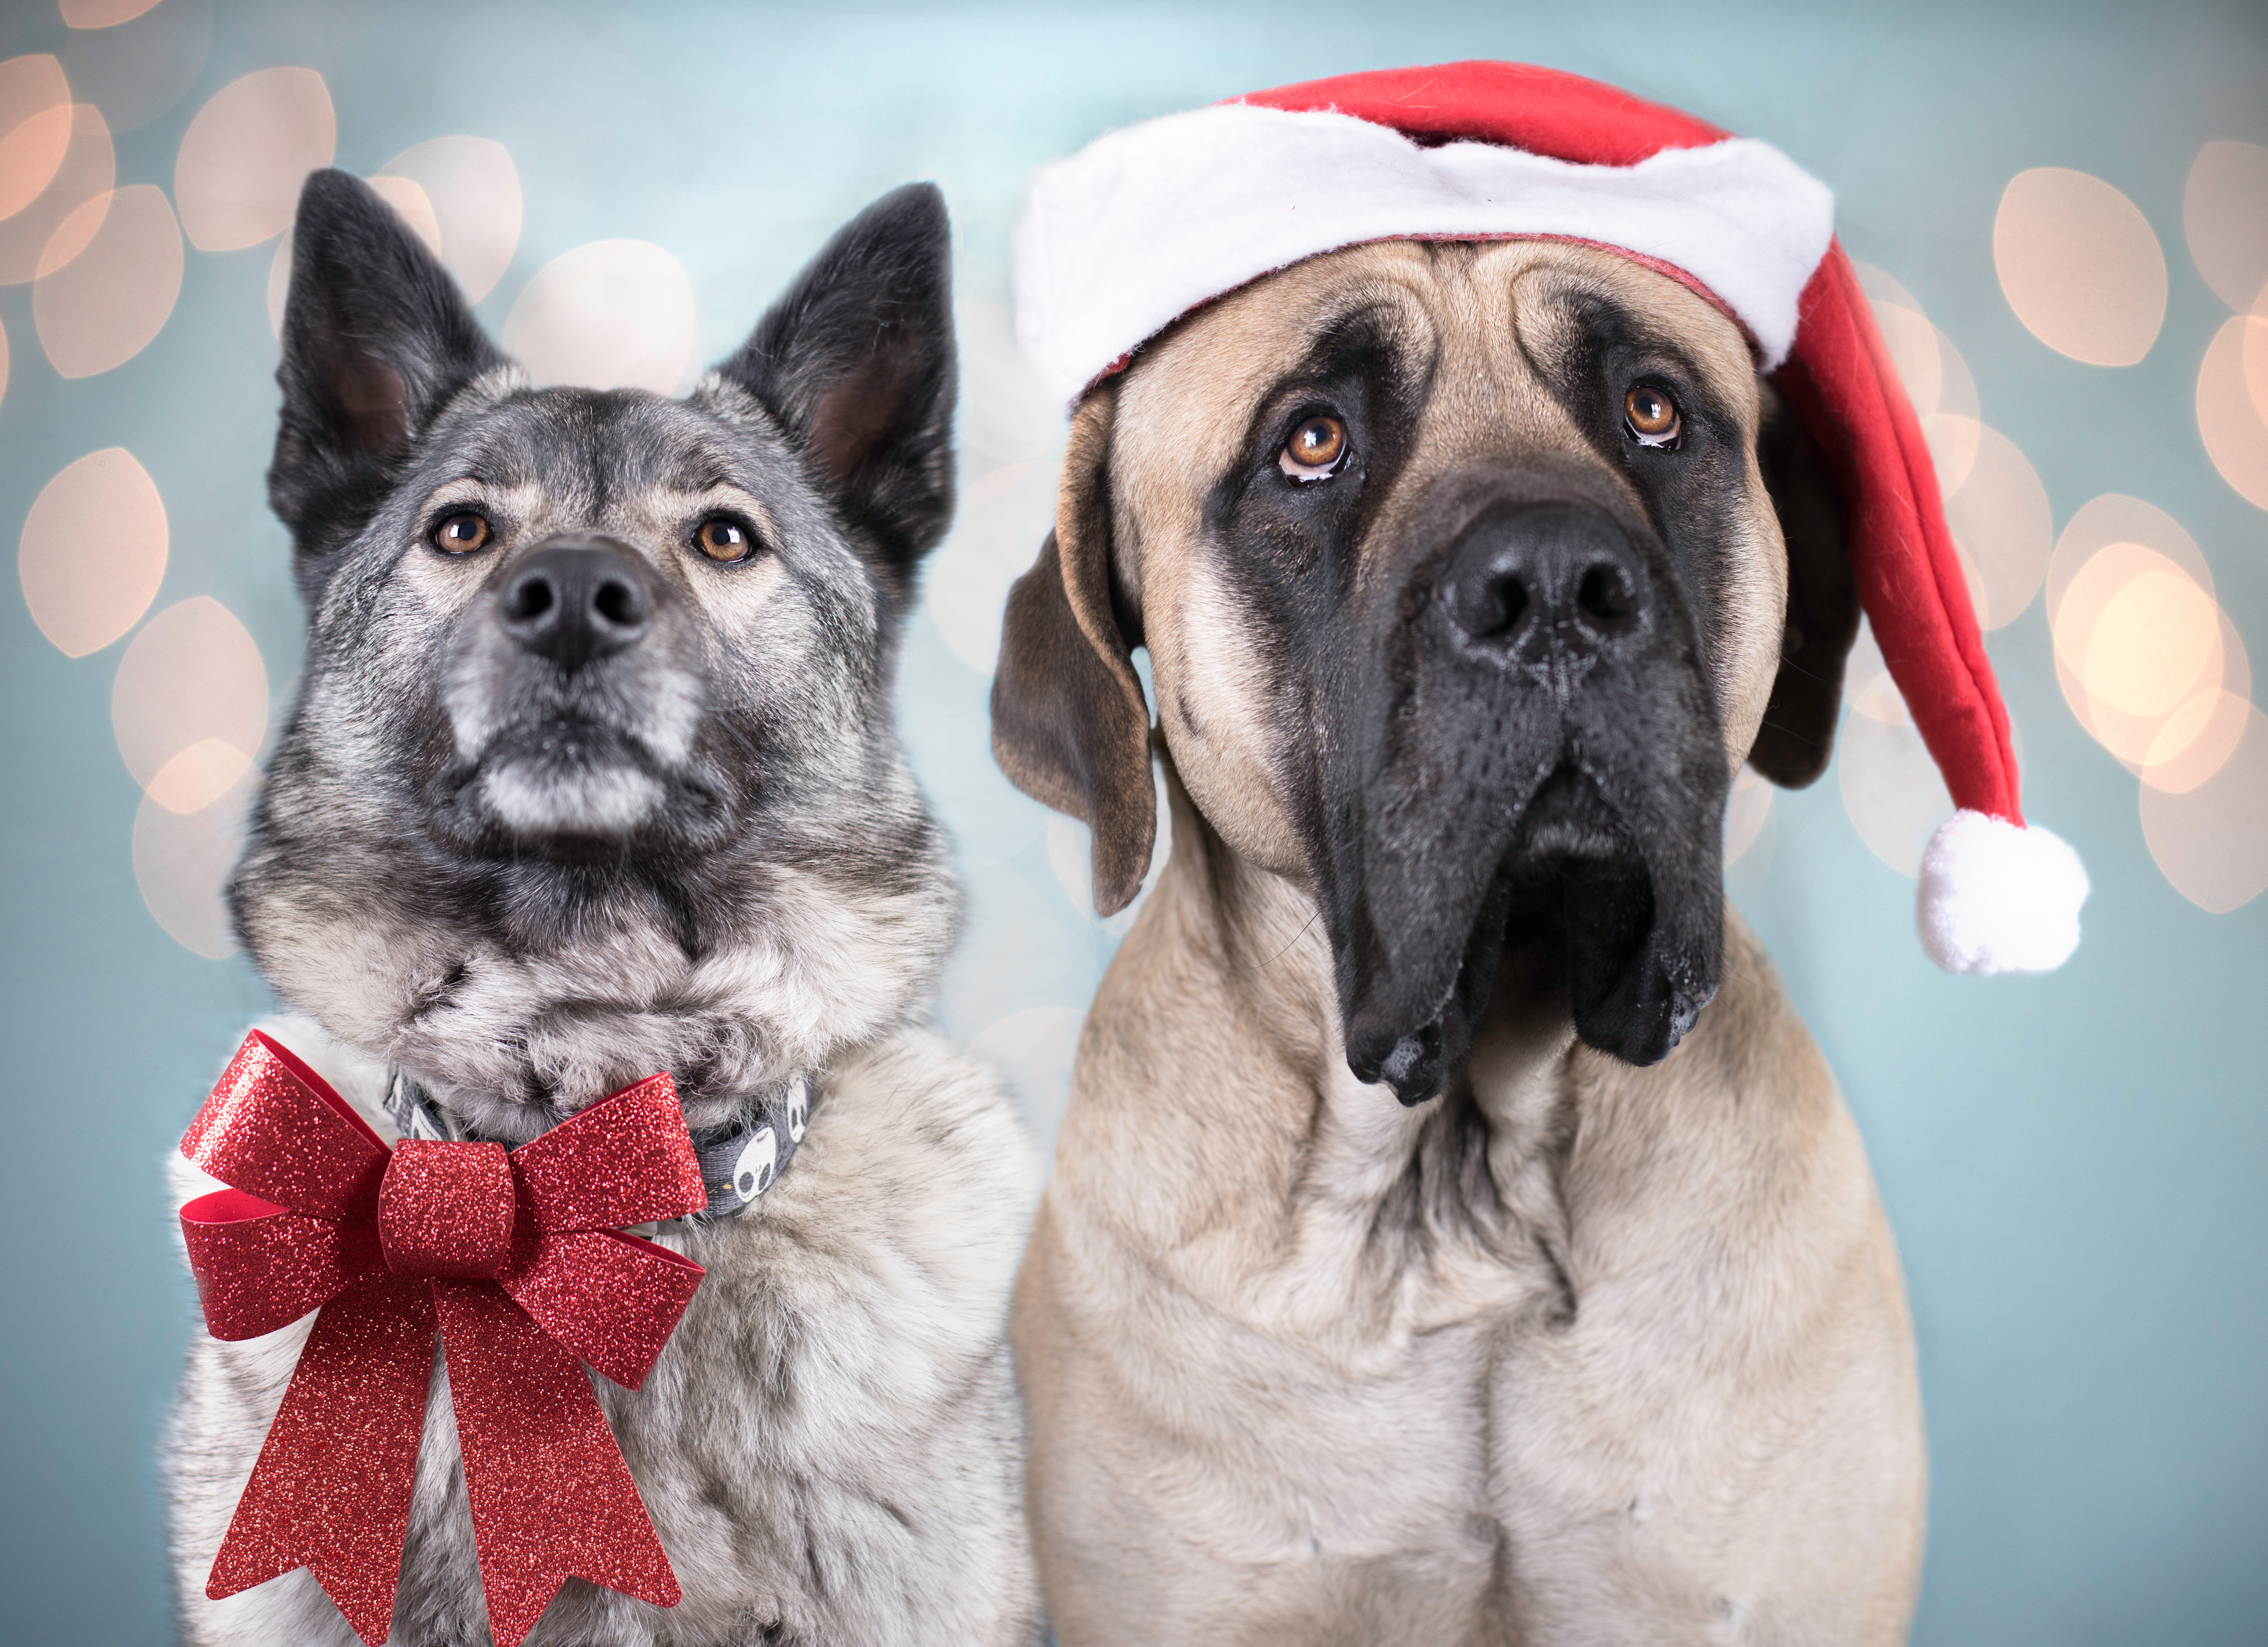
[1916,810,2089,975]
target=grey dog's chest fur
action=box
[168,1020,1039,1647]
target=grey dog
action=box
[164,171,1040,1646]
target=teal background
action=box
[1,1,2263,1642]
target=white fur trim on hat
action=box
[1916,810,2090,976]
[1011,101,1835,408]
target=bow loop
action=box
[181,1032,390,1218]
[180,1190,385,1340]
[511,1072,709,1233]
[501,1229,706,1389]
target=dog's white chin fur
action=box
[481,760,663,835]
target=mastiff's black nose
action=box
[498,541,651,670]
[1442,502,1650,662]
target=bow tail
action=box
[207,1277,437,1645]
[432,1281,682,1647]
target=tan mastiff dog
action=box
[990,236,1924,1644]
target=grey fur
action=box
[165,172,1039,1645]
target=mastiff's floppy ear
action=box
[1746,379,1861,787]
[716,182,957,596]
[991,386,1156,915]
[270,169,504,568]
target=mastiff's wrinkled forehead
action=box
[995,240,1857,1102]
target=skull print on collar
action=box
[383,1069,817,1222]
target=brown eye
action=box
[430,512,492,554]
[1280,414,1348,479]
[1625,385,1681,447]
[695,516,757,562]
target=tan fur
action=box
[1012,243,1924,1644]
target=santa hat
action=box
[1011,60,2088,976]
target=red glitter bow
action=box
[178,1031,709,1646]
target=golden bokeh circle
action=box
[32,181,182,377]
[2197,314,2268,511]
[376,135,521,302]
[1837,679,1953,878]
[18,445,167,656]
[1936,418,2050,629]
[501,239,696,393]
[1994,167,2167,367]
[60,0,166,25]
[110,595,269,807]
[132,765,251,959]
[2140,702,2268,913]
[0,101,114,284]
[1724,765,1773,866]
[2047,495,2211,625]
[0,54,73,219]
[2182,140,2268,314]
[174,66,335,252]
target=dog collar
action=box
[382,1067,817,1223]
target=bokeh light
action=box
[2142,683,2252,797]
[1855,263,1987,491]
[59,0,212,135]
[0,54,72,219]
[2082,564,2221,718]
[2047,495,2250,792]
[131,763,250,959]
[501,239,695,393]
[60,0,166,25]
[376,135,521,301]
[110,595,269,809]
[1724,764,1773,865]
[18,445,167,656]
[1994,167,2167,366]
[1871,299,1942,413]
[1936,417,2051,629]
[2140,702,2268,913]
[0,101,114,284]
[32,182,181,377]
[1837,664,1954,878]
[264,227,289,335]
[2196,314,2268,511]
[173,67,334,252]
[2047,494,2212,621]
[927,298,1063,674]
[2247,301,2268,421]
[364,174,441,254]
[2182,140,2268,314]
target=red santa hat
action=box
[1011,60,2088,976]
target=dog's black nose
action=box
[1442,502,1649,659]
[497,542,650,669]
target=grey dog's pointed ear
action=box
[992,387,1155,915]
[270,169,505,557]
[1747,379,1860,787]
[715,182,956,594]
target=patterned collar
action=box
[382,1068,817,1223]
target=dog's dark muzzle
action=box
[1318,474,1728,1103]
